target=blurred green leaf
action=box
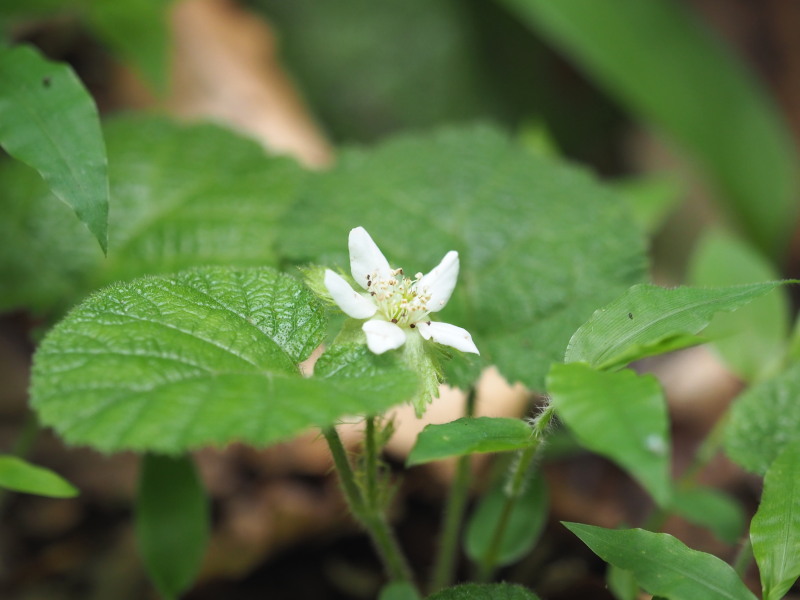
[0,455,77,498]
[611,175,683,235]
[0,116,303,316]
[280,126,647,391]
[564,523,757,600]
[565,282,783,370]
[253,0,488,142]
[0,45,108,253]
[378,582,420,600]
[502,0,798,258]
[465,472,548,567]
[136,454,208,600]
[427,583,541,600]
[725,362,800,475]
[689,230,789,382]
[85,0,173,96]
[670,486,745,545]
[607,564,638,600]
[548,363,671,505]
[30,267,415,453]
[407,417,535,466]
[750,441,800,600]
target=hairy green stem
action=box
[365,417,379,510]
[323,425,415,587]
[428,387,478,593]
[475,403,552,582]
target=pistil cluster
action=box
[367,269,432,329]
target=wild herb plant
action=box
[2,2,800,600]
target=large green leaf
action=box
[670,486,744,545]
[689,230,789,382]
[30,267,416,453]
[750,442,800,600]
[547,363,671,505]
[0,455,77,498]
[0,45,108,253]
[279,126,647,390]
[136,454,208,600]
[406,417,535,466]
[465,472,548,567]
[725,363,800,475]
[427,583,541,600]
[565,282,783,370]
[0,115,303,316]
[564,523,757,600]
[502,0,798,258]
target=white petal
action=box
[349,227,392,290]
[324,269,377,319]
[363,319,407,354]
[416,321,479,355]
[417,251,459,312]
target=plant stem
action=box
[323,426,415,587]
[365,416,379,510]
[475,403,552,582]
[428,387,478,593]
[733,536,754,578]
[0,412,41,515]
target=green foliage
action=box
[565,282,783,370]
[378,582,420,600]
[503,0,798,258]
[84,0,173,95]
[0,116,303,316]
[407,418,535,466]
[612,175,683,235]
[427,583,541,600]
[725,362,800,475]
[465,472,548,567]
[30,267,416,453]
[670,486,745,545]
[280,126,647,390]
[0,455,77,498]
[547,363,671,505]
[136,454,209,600]
[750,441,800,600]
[689,230,789,382]
[0,45,108,253]
[564,523,757,600]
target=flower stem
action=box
[365,416,379,510]
[323,425,415,587]
[428,387,478,593]
[733,536,754,578]
[475,403,553,582]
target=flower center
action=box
[367,268,431,328]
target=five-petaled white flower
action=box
[324,227,480,356]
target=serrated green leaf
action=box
[136,454,208,600]
[30,267,416,453]
[0,455,78,498]
[502,0,798,258]
[564,523,757,600]
[427,583,541,600]
[279,126,646,390]
[689,230,789,382]
[670,486,744,545]
[465,472,548,567]
[85,0,173,96]
[547,363,671,505]
[725,362,800,475]
[406,417,534,467]
[750,441,800,600]
[0,115,303,316]
[0,45,108,253]
[565,282,783,370]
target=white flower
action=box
[324,227,480,356]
